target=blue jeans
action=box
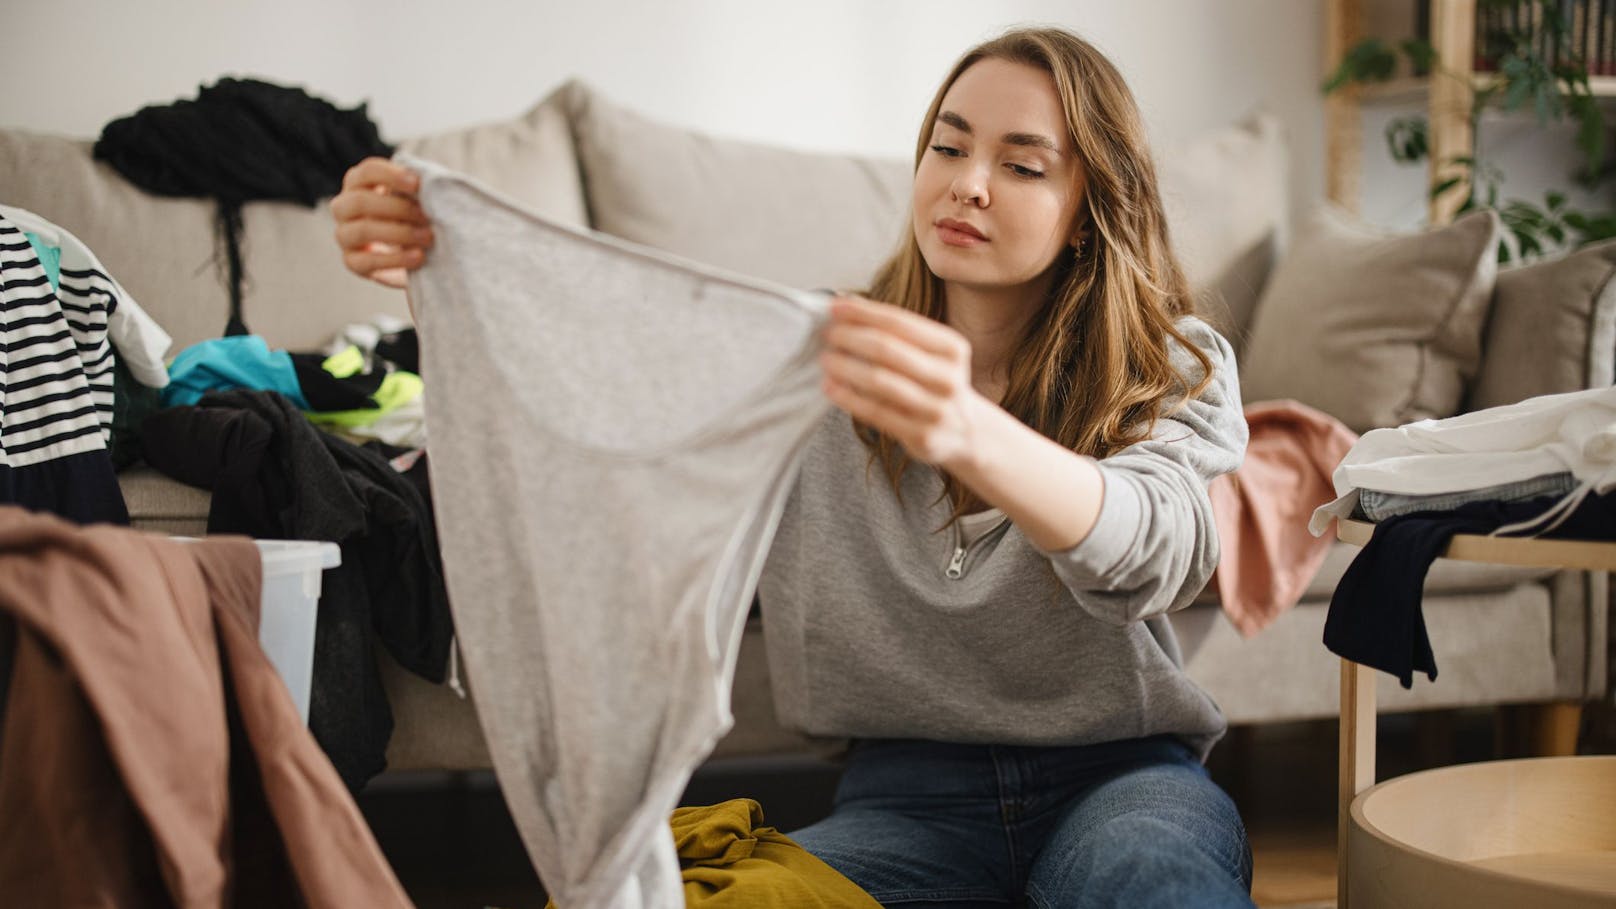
[788,736,1254,909]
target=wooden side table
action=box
[1333,518,1616,907]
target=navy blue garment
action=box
[0,457,129,526]
[1326,490,1616,688]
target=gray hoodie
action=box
[757,316,1248,760]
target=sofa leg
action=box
[1496,702,1583,757]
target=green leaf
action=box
[1430,176,1465,203]
[1577,215,1616,241]
[1516,229,1544,259]
[1400,38,1438,74]
[1385,117,1429,163]
[1547,191,1567,210]
[1569,94,1608,179]
[1323,39,1397,94]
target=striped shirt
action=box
[0,215,110,467]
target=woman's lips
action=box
[936,223,988,247]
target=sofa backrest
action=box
[1,79,1288,362]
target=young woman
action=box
[334,26,1253,909]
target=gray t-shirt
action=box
[758,316,1247,760]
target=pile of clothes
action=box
[1312,385,1616,687]
[138,322,451,790]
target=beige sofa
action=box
[1,79,1607,774]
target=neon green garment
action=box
[322,345,366,380]
[303,345,422,430]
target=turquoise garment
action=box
[161,335,310,408]
[23,231,60,292]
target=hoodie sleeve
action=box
[1034,316,1247,625]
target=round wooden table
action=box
[1333,519,1616,907]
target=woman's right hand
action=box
[332,157,434,289]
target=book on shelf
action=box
[1468,0,1615,76]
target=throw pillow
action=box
[1239,206,1502,433]
[562,79,911,292]
[0,84,585,352]
[1157,113,1289,355]
[1468,239,1616,411]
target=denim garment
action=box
[1357,471,1577,522]
[789,736,1254,909]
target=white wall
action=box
[1361,100,1616,242]
[2,0,1326,219]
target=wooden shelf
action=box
[1337,518,1616,572]
[1355,73,1616,104]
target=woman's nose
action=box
[950,168,989,207]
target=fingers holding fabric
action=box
[333,156,433,287]
[818,295,986,468]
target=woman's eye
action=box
[929,144,963,157]
[1007,163,1045,179]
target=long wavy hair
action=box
[860,27,1213,525]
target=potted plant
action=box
[1325,0,1615,260]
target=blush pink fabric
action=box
[1208,400,1358,636]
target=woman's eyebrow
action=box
[936,110,1060,153]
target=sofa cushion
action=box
[562,80,911,291]
[118,465,210,537]
[1239,207,1502,433]
[381,615,812,771]
[1156,114,1288,354]
[1174,585,1561,724]
[1468,238,1616,412]
[0,85,585,355]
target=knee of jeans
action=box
[1086,812,1249,886]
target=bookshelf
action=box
[1324,0,1616,224]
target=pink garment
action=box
[1208,400,1358,636]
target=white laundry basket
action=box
[252,540,341,724]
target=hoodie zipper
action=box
[945,515,1009,579]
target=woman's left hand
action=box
[818,294,992,470]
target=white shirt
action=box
[1310,385,1616,536]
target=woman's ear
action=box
[1069,225,1090,256]
[1067,208,1091,252]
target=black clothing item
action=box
[361,442,434,529]
[374,327,419,374]
[0,456,129,527]
[141,391,452,790]
[289,353,385,412]
[1326,490,1616,688]
[110,358,163,470]
[93,78,393,337]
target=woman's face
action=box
[912,58,1088,296]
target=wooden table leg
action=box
[1338,659,1376,908]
